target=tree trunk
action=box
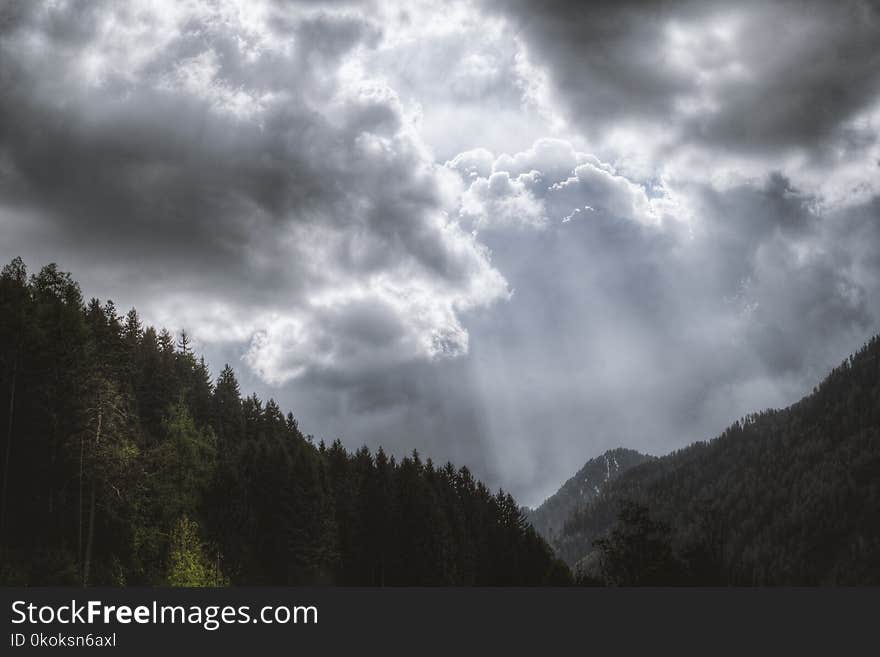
[83,482,96,587]
[83,408,102,587]
[0,361,17,552]
[78,434,84,572]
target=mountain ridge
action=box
[549,334,880,584]
[526,448,653,542]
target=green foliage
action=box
[167,515,226,586]
[154,401,216,521]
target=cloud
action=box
[359,0,562,160]
[548,162,662,226]
[457,170,546,230]
[0,0,508,383]
[488,0,880,156]
[449,138,679,230]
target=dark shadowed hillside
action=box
[527,448,652,542]
[554,336,880,585]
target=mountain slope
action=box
[527,448,652,542]
[555,335,880,585]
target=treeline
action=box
[0,259,570,586]
[557,336,880,585]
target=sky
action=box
[1,0,879,506]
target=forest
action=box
[553,336,880,585]
[0,258,570,586]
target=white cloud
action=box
[449,138,684,230]
[458,170,546,230]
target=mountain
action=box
[0,258,570,586]
[553,336,880,585]
[527,448,652,542]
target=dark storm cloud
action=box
[0,0,507,380]
[0,4,374,268]
[489,0,880,153]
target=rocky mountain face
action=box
[526,448,653,542]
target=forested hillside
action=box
[527,448,652,542]
[555,337,880,585]
[0,259,570,586]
